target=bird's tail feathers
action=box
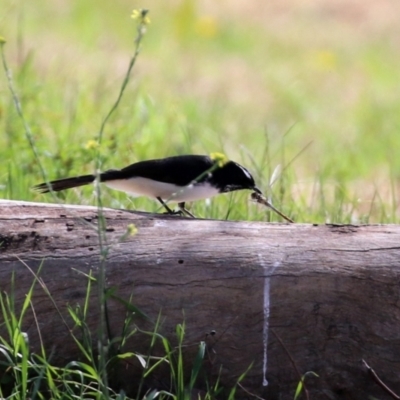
[33,174,95,193]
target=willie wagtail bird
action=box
[34,154,262,217]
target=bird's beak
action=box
[253,186,262,194]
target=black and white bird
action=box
[34,154,261,217]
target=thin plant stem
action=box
[96,21,147,147]
[0,41,49,185]
[92,11,149,395]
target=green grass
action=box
[1,0,400,397]
[0,270,230,399]
[1,0,400,223]
[0,264,255,399]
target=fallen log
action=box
[1,199,400,399]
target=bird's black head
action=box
[210,161,262,194]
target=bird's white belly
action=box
[105,177,219,202]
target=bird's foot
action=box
[163,209,184,216]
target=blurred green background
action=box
[1,0,400,222]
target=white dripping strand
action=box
[262,274,271,386]
[259,256,281,386]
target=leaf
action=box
[294,371,319,400]
[107,290,149,320]
[294,380,303,400]
[189,341,206,389]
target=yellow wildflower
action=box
[127,223,138,236]
[195,16,218,38]
[131,9,140,19]
[131,9,151,25]
[210,152,229,168]
[314,50,337,71]
[85,139,99,150]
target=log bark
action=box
[1,199,400,399]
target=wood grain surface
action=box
[1,200,400,399]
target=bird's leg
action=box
[156,197,195,218]
[156,197,177,214]
[178,202,196,218]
